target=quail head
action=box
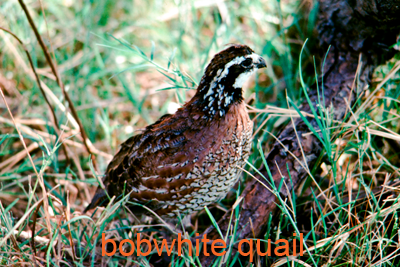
[85,44,267,217]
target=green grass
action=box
[1,0,400,266]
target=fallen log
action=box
[200,0,400,265]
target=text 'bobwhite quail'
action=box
[85,44,267,217]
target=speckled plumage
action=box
[85,44,266,217]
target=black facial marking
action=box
[191,44,265,119]
[241,58,252,68]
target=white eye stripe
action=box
[215,53,261,81]
[216,56,246,81]
[246,53,263,63]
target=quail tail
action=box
[83,189,107,213]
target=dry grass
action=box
[1,0,400,266]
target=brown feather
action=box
[84,44,266,217]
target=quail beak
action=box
[255,56,267,69]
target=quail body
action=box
[85,44,266,217]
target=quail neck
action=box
[192,45,266,119]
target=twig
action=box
[30,199,44,256]
[0,142,39,172]
[0,26,70,164]
[0,87,53,252]
[17,0,97,168]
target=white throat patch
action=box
[248,53,263,64]
[232,69,255,88]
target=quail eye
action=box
[241,58,252,68]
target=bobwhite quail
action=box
[85,44,266,217]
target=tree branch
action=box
[200,0,400,264]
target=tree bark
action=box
[200,0,400,265]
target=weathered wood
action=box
[200,0,400,265]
